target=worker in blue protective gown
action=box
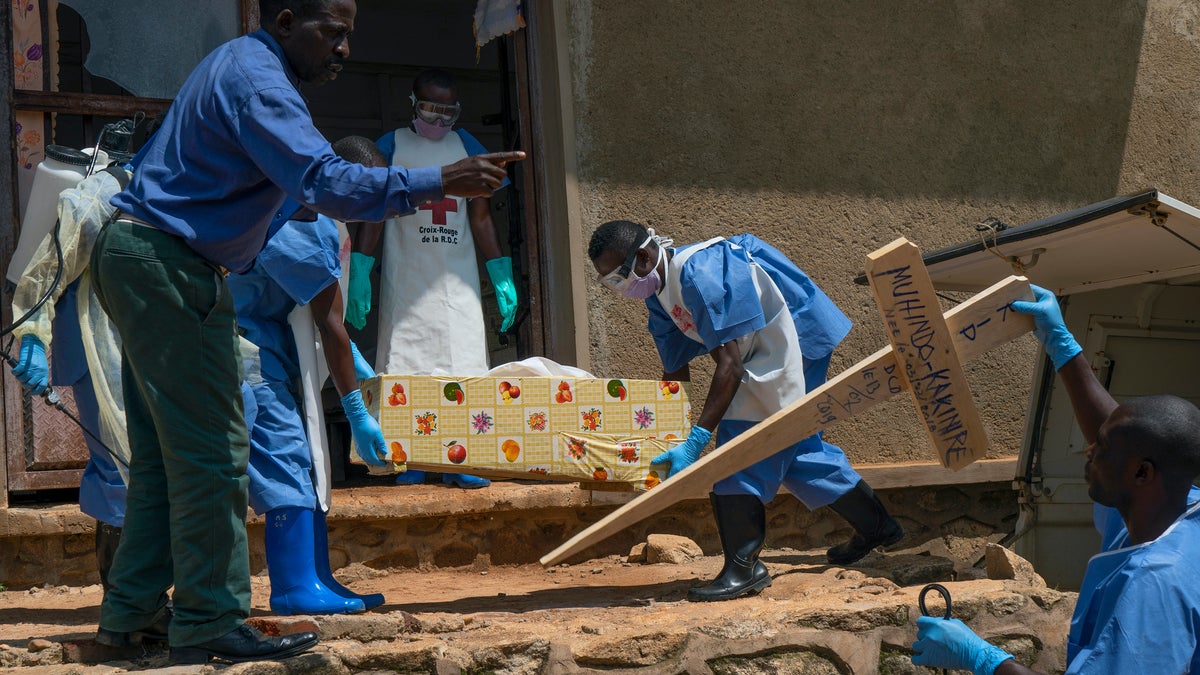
[225,137,392,616]
[910,285,1200,675]
[10,165,134,593]
[588,220,903,603]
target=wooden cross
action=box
[540,237,1035,566]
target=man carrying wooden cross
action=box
[911,285,1200,674]
[588,220,904,602]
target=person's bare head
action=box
[331,135,385,169]
[259,0,355,85]
[1087,395,1200,510]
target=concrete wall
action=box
[561,0,1200,464]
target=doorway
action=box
[3,0,571,501]
[303,0,530,371]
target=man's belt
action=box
[114,212,231,278]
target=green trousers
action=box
[89,220,250,646]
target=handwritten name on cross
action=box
[419,197,459,225]
[866,238,990,470]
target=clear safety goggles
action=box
[596,235,653,291]
[410,93,461,126]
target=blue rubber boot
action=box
[395,470,427,485]
[312,508,385,610]
[443,473,491,489]
[265,507,366,615]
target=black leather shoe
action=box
[95,608,171,647]
[170,624,318,664]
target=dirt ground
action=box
[0,549,818,645]
[0,538,969,646]
[0,536,1076,674]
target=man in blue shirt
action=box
[88,0,522,664]
[911,285,1200,675]
[589,220,903,602]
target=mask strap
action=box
[646,227,674,248]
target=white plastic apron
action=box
[77,271,131,485]
[656,238,807,422]
[377,128,488,376]
[286,219,351,512]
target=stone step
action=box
[1,471,1018,589]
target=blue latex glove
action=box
[911,616,1014,674]
[12,334,50,394]
[1010,284,1082,371]
[349,341,374,382]
[651,425,712,479]
[443,473,491,489]
[485,257,518,332]
[346,252,375,331]
[341,390,387,467]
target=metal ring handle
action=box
[919,583,952,620]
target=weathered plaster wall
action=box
[566,0,1200,463]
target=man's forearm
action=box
[468,198,502,260]
[995,657,1042,675]
[696,342,743,432]
[1056,352,1118,445]
[309,282,358,396]
[353,221,383,256]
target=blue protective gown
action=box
[52,281,125,527]
[646,234,860,504]
[225,211,343,514]
[1066,487,1200,673]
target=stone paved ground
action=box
[0,538,1074,674]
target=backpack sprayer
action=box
[1,116,142,470]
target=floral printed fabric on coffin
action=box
[354,374,693,491]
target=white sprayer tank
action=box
[6,144,94,285]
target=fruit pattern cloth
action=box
[354,374,692,491]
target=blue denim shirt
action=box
[112,30,442,272]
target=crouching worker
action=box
[910,285,1200,674]
[226,136,392,615]
[587,220,903,602]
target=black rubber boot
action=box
[96,607,171,648]
[687,493,772,602]
[95,522,122,592]
[826,480,904,565]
